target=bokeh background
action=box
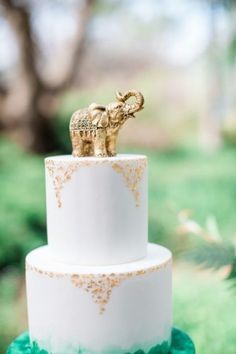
[1,0,236,353]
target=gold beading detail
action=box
[26,258,171,315]
[46,160,80,208]
[45,158,146,208]
[112,160,146,207]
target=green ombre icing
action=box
[7,337,169,354]
[7,328,195,354]
[31,340,169,354]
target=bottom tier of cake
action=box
[26,243,172,354]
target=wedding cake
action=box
[25,90,172,354]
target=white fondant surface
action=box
[26,243,172,354]
[45,154,148,265]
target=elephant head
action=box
[105,90,144,127]
[116,90,144,118]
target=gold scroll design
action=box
[46,159,89,208]
[26,258,171,315]
[45,158,146,208]
[112,160,146,207]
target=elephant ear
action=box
[89,103,106,111]
[97,112,109,128]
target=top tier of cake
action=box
[45,154,148,266]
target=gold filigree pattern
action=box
[46,160,80,208]
[45,158,147,208]
[26,258,171,314]
[112,160,147,207]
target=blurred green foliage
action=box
[0,269,25,354]
[0,139,46,271]
[174,267,236,354]
[0,139,45,353]
[1,137,236,353]
[146,146,236,251]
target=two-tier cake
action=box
[26,156,172,353]
[25,90,173,354]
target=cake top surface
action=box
[45,154,147,162]
[26,243,172,274]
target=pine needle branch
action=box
[185,243,236,270]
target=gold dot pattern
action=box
[26,258,171,315]
[46,160,81,208]
[112,160,146,207]
[45,158,147,208]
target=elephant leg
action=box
[106,134,117,156]
[70,131,84,157]
[83,142,93,156]
[94,129,107,157]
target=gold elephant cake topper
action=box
[69,90,144,157]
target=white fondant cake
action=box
[26,244,172,354]
[25,153,173,354]
[45,155,148,265]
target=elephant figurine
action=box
[69,90,144,157]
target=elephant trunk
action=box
[116,90,144,115]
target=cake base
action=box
[7,328,195,354]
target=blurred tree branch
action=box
[2,0,44,87]
[198,0,236,149]
[48,0,95,94]
[0,0,95,152]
